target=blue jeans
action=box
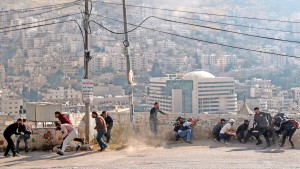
[16,134,30,152]
[178,129,192,142]
[219,133,232,141]
[96,130,107,149]
[149,120,158,136]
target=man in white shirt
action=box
[219,119,237,144]
[178,117,199,144]
[55,122,80,155]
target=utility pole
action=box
[84,0,91,143]
[122,0,135,130]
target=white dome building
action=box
[183,70,216,79]
[147,70,237,114]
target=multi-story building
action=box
[42,87,82,105]
[291,87,300,101]
[0,64,6,83]
[0,90,23,115]
[147,70,237,114]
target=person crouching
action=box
[55,122,80,155]
[177,117,199,144]
[219,119,237,144]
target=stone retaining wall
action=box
[1,112,300,151]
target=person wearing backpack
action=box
[274,116,297,149]
[253,107,272,147]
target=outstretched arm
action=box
[158,109,168,115]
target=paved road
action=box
[0,141,299,169]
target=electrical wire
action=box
[96,1,300,24]
[0,0,81,13]
[149,16,300,44]
[18,3,78,19]
[126,8,300,34]
[0,13,81,30]
[0,0,81,17]
[91,14,300,59]
[90,14,300,44]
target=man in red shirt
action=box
[54,111,84,146]
[55,111,72,125]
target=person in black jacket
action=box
[212,119,226,141]
[3,119,24,157]
[101,111,113,143]
[236,120,251,144]
[253,107,272,147]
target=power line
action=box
[91,14,300,59]
[91,14,300,44]
[126,8,300,34]
[149,16,300,44]
[0,19,79,34]
[17,3,79,19]
[89,17,150,34]
[0,13,81,30]
[0,0,81,14]
[96,1,300,24]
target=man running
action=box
[101,111,113,144]
[92,111,108,152]
[55,122,81,155]
[54,111,84,145]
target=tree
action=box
[47,69,64,87]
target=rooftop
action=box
[183,70,215,79]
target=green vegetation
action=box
[47,69,64,87]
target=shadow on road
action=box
[0,151,95,167]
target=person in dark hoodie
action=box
[3,118,24,157]
[236,120,251,144]
[212,119,226,141]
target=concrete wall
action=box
[2,112,300,151]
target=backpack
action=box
[173,125,180,132]
[290,119,300,129]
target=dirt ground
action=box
[1,139,300,169]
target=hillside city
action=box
[0,0,300,117]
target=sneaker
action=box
[4,154,11,157]
[220,139,225,144]
[25,147,29,153]
[13,153,20,157]
[291,146,296,149]
[57,151,64,156]
[214,138,220,142]
[186,141,193,144]
[225,141,231,145]
[88,146,93,151]
[99,148,106,152]
[76,145,81,152]
[256,140,263,145]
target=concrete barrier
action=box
[1,112,300,151]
